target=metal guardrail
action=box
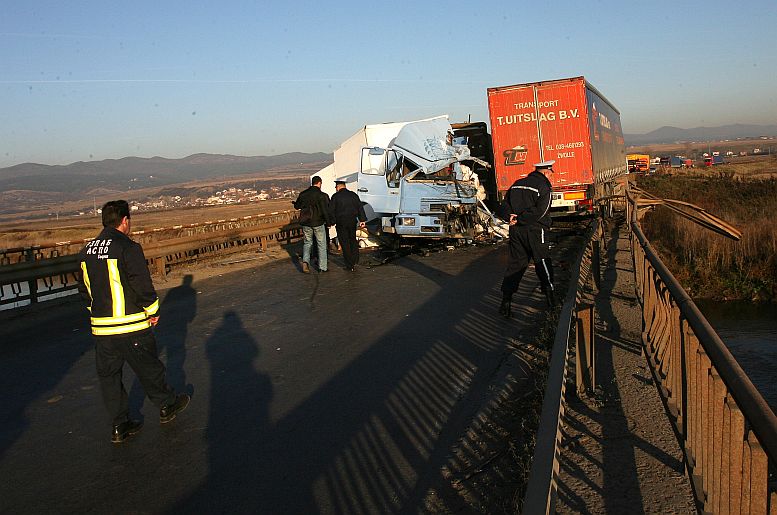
[0,211,301,310]
[522,217,602,514]
[627,191,777,514]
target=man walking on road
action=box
[78,200,190,443]
[294,175,334,273]
[498,161,557,318]
[329,180,367,271]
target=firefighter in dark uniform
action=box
[498,160,556,318]
[328,179,367,271]
[78,200,190,443]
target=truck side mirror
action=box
[361,147,386,176]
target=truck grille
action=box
[421,200,453,213]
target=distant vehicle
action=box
[670,156,684,168]
[704,155,724,166]
[660,156,671,166]
[487,76,626,214]
[627,153,650,174]
[754,148,761,154]
[726,151,734,157]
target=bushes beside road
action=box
[637,174,777,302]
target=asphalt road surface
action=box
[0,242,550,514]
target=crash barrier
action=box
[0,211,301,310]
[522,217,603,514]
[627,191,777,513]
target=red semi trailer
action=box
[487,76,627,213]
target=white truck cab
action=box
[317,116,483,239]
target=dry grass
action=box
[637,164,777,301]
[0,199,295,249]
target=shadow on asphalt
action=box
[130,274,198,415]
[0,303,91,461]
[168,244,541,513]
[1,237,563,513]
[175,310,273,512]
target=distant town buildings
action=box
[121,186,299,214]
[61,184,302,218]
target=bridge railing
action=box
[0,211,301,310]
[522,217,602,514]
[628,190,777,514]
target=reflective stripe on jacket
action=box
[78,227,159,336]
[500,170,553,229]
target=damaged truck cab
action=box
[358,145,478,238]
[318,116,483,239]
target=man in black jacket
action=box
[498,161,556,318]
[293,176,333,273]
[78,200,190,443]
[329,180,367,271]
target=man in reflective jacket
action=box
[78,200,190,443]
[498,161,557,318]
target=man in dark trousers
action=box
[498,160,556,318]
[78,200,190,443]
[293,175,333,273]
[329,179,367,271]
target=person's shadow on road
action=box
[129,274,197,415]
[171,310,274,513]
[158,274,197,392]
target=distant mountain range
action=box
[624,124,777,146]
[0,152,332,195]
[3,123,775,195]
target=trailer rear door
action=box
[534,79,593,190]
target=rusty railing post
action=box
[575,303,596,395]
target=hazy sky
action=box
[2,0,776,167]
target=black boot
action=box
[112,419,143,444]
[499,296,512,319]
[160,393,191,424]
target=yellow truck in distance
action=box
[627,153,650,174]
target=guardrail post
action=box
[746,431,768,514]
[575,303,596,395]
[154,257,167,279]
[728,403,745,514]
[710,372,726,513]
[25,248,38,303]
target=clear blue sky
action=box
[2,0,776,167]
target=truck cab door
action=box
[358,147,401,214]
